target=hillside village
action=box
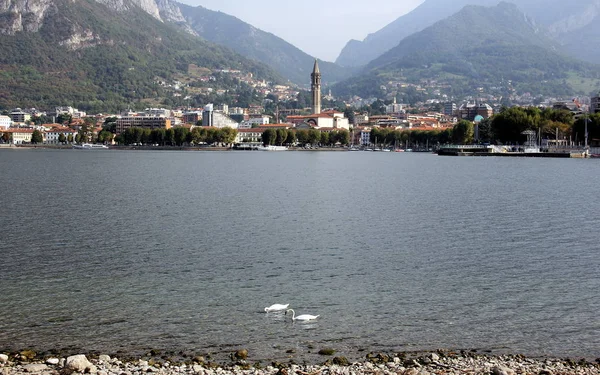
[1,61,599,149]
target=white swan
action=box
[264,303,289,312]
[285,309,319,321]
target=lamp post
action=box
[585,115,589,149]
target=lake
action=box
[0,149,599,363]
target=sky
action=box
[177,0,424,62]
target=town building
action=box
[0,128,34,144]
[115,116,172,134]
[0,115,12,129]
[56,106,87,119]
[385,98,405,114]
[444,102,457,116]
[202,104,239,128]
[591,95,600,114]
[9,108,31,124]
[45,126,77,144]
[182,111,202,125]
[145,108,172,117]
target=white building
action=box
[0,115,12,129]
[202,104,239,128]
[360,128,371,146]
[45,127,77,144]
[56,106,87,119]
[145,108,171,117]
[1,128,34,144]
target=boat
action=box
[256,145,288,151]
[73,143,109,150]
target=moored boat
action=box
[256,145,288,151]
[73,143,109,150]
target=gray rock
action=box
[66,355,97,373]
[23,364,49,372]
[429,353,439,361]
[0,354,8,363]
[46,358,60,365]
[98,355,111,363]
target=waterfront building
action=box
[45,126,77,144]
[311,60,322,115]
[235,128,265,144]
[0,128,34,144]
[0,115,12,129]
[115,116,172,134]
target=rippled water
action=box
[1,149,599,362]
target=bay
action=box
[0,149,599,362]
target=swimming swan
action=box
[285,309,319,321]
[264,303,289,312]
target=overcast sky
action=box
[178,0,423,62]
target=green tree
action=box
[285,130,297,145]
[320,132,330,146]
[174,127,190,146]
[262,128,276,145]
[343,107,355,125]
[491,107,531,144]
[31,129,43,144]
[476,117,494,143]
[452,120,474,144]
[2,132,11,143]
[337,129,350,145]
[67,134,74,143]
[58,133,67,143]
[275,129,288,145]
[220,127,237,145]
[296,129,309,145]
[308,129,321,145]
[56,113,72,125]
[165,128,175,146]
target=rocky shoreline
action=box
[2,349,599,375]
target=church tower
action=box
[311,59,322,114]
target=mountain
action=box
[161,3,355,86]
[0,0,281,112]
[335,0,600,67]
[333,3,600,99]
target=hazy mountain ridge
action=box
[164,3,354,86]
[0,0,281,111]
[336,0,600,67]
[333,3,600,99]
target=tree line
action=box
[116,126,238,146]
[260,128,350,146]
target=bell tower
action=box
[311,59,322,114]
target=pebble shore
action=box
[1,350,599,375]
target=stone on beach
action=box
[66,355,97,373]
[45,358,59,365]
[0,354,9,364]
[22,364,48,372]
